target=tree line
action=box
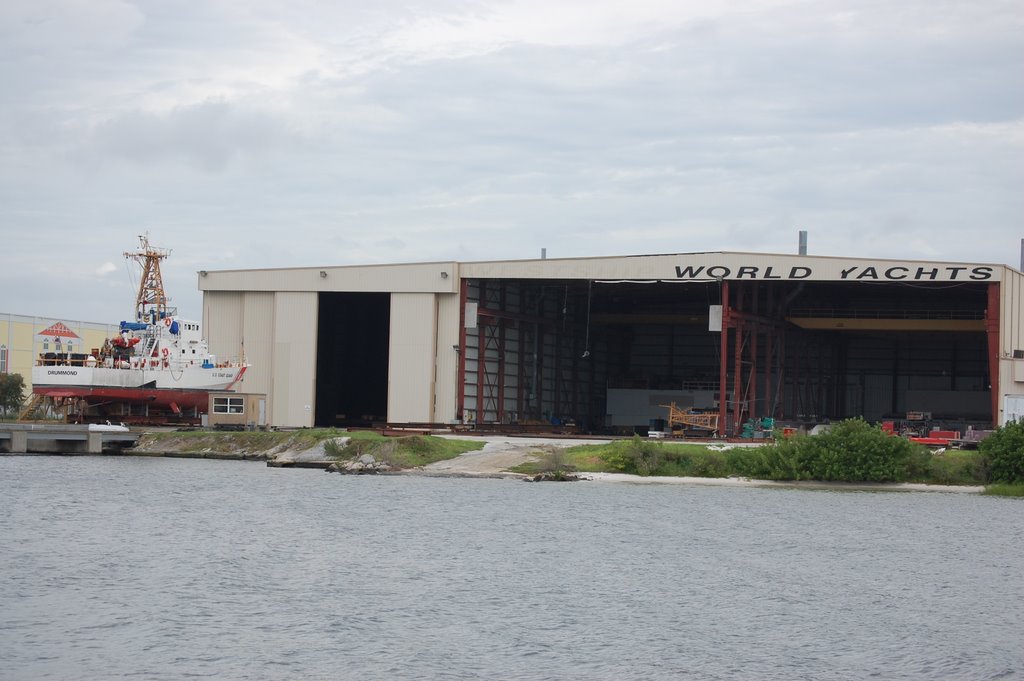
[0,373,25,418]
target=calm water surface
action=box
[1,456,1021,680]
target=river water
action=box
[1,456,1021,681]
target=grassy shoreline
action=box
[123,429,1023,496]
[131,428,485,468]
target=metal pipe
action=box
[718,281,729,436]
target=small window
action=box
[213,397,244,414]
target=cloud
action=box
[84,99,294,171]
[0,0,1021,323]
[96,262,118,276]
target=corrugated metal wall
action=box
[434,293,461,423]
[1001,269,1024,353]
[240,292,274,396]
[204,292,243,360]
[204,290,273,404]
[201,262,458,294]
[1001,270,1024,419]
[388,293,438,423]
[272,292,318,427]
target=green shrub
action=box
[741,418,925,482]
[979,421,1024,483]
[727,436,808,480]
[597,437,727,477]
[623,436,660,475]
[691,449,729,477]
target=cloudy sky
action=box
[1,0,1022,323]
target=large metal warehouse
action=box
[199,251,1024,434]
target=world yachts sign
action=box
[673,263,995,282]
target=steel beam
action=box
[987,282,1001,427]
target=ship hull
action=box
[32,366,247,412]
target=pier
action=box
[0,424,139,454]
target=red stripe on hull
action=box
[34,386,213,411]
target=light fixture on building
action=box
[200,270,208,277]
[319,270,327,278]
[441,271,449,279]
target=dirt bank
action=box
[419,435,613,477]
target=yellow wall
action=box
[1,313,120,391]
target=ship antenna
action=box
[125,234,172,323]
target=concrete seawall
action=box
[0,424,139,454]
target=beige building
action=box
[0,313,120,392]
[199,251,1024,434]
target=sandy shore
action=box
[416,435,609,477]
[420,434,984,493]
[577,471,984,493]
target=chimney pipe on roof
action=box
[798,231,808,256]
[541,248,547,260]
[1020,238,1023,271]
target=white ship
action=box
[29,236,247,422]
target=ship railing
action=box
[36,353,249,370]
[36,353,138,369]
[36,353,100,367]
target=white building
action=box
[199,251,1024,433]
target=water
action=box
[1,456,1021,681]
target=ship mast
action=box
[125,235,172,323]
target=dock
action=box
[0,424,139,454]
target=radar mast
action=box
[125,235,172,323]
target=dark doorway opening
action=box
[315,292,390,427]
[458,277,992,435]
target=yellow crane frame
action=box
[661,402,719,433]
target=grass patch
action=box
[982,484,1024,497]
[911,450,986,486]
[137,428,347,456]
[326,433,484,468]
[135,428,483,468]
[540,437,735,478]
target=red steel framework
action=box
[457,278,1002,433]
[986,282,1000,425]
